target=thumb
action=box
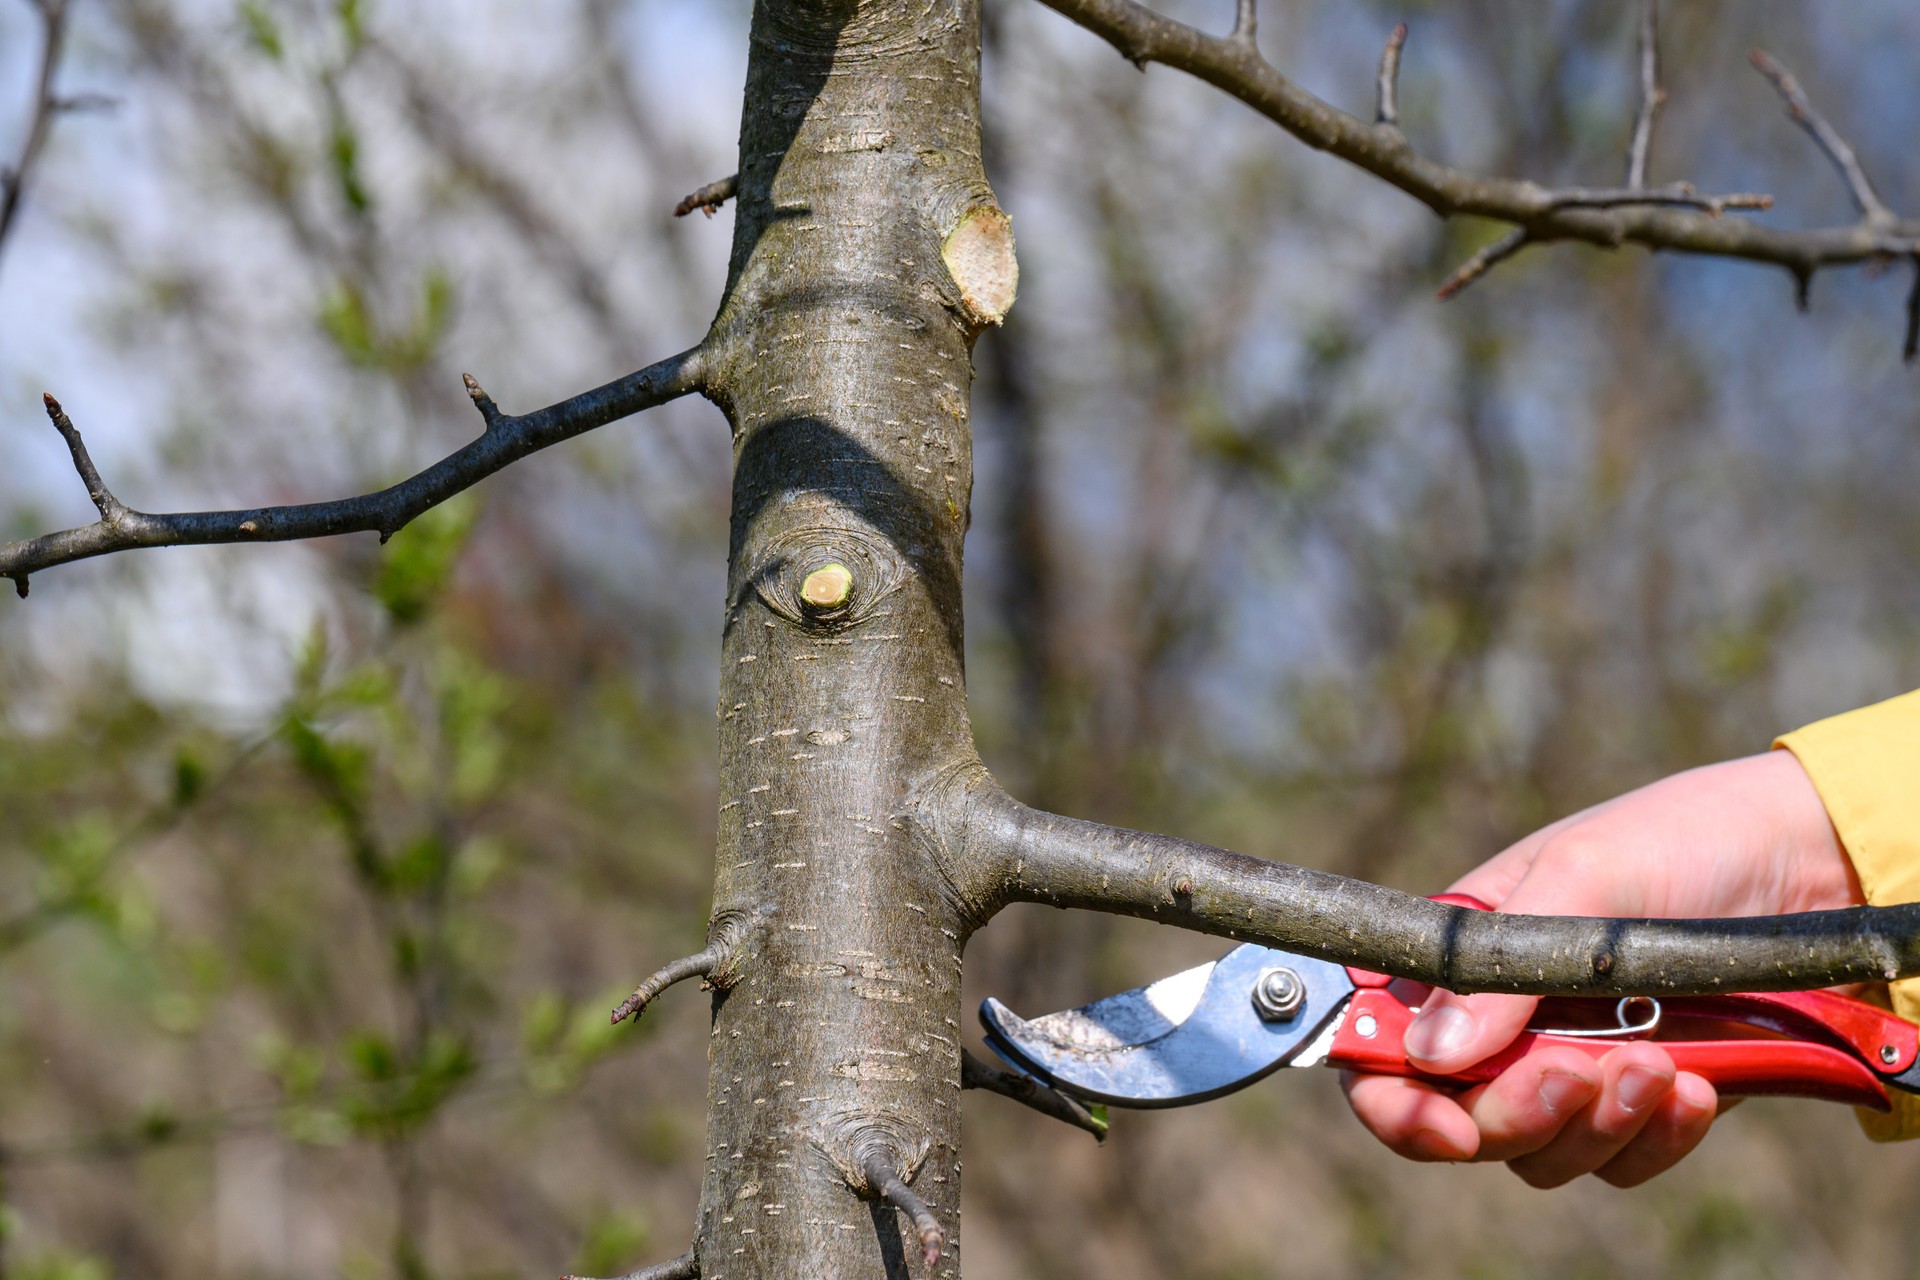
[1403,989,1538,1074]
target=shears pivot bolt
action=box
[1252,967,1307,1021]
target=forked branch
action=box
[0,346,709,598]
[1032,0,1920,339]
[950,782,1920,996]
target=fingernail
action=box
[1404,1005,1476,1064]
[1538,1069,1594,1116]
[1617,1065,1669,1113]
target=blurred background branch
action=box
[1038,0,1920,350]
[1,0,70,276]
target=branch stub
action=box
[941,205,1018,328]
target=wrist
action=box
[1747,750,1862,911]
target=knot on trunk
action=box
[703,909,758,991]
[740,524,908,633]
[811,1107,932,1195]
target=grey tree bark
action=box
[11,3,1920,1278]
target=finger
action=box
[1404,990,1539,1074]
[1341,1071,1479,1162]
[1593,1072,1718,1188]
[1505,1043,1675,1189]
[1454,1047,1602,1164]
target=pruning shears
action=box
[980,896,1920,1112]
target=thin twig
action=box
[1375,22,1407,127]
[41,394,125,521]
[0,0,69,276]
[562,1247,697,1280]
[0,345,709,597]
[1749,49,1892,224]
[1230,0,1256,47]
[672,175,737,219]
[962,1049,1107,1141]
[1625,0,1661,188]
[1436,228,1528,299]
[610,946,720,1026]
[1905,257,1919,364]
[862,1154,944,1271]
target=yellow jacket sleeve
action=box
[1775,687,1920,1141]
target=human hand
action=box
[1342,750,1860,1187]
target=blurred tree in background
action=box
[3,1,1920,1277]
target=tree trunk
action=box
[695,3,1009,1274]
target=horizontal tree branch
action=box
[0,345,710,595]
[956,783,1920,996]
[1032,0,1920,282]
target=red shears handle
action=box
[1330,895,1919,1112]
